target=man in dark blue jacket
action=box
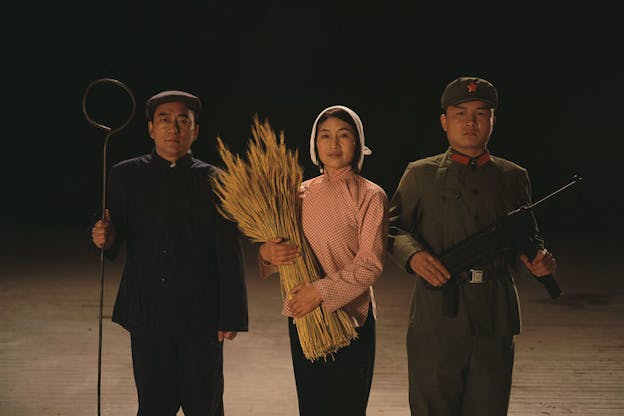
[92,90,248,416]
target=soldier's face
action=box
[440,100,494,157]
[148,101,199,163]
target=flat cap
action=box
[441,77,498,110]
[146,90,202,120]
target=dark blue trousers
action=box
[130,329,224,416]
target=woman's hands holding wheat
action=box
[259,237,301,265]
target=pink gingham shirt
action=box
[261,166,389,327]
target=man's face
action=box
[148,101,199,162]
[440,100,495,157]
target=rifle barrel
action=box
[530,175,582,209]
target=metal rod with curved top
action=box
[82,78,135,416]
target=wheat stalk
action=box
[211,114,357,361]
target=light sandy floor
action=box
[1,227,622,415]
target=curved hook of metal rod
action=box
[82,78,136,135]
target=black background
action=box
[5,1,623,244]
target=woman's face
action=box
[316,116,356,174]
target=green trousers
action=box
[407,329,515,416]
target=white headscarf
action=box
[309,105,372,172]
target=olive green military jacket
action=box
[388,148,544,336]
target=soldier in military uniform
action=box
[387,76,558,415]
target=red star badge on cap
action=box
[467,82,478,93]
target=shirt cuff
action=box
[257,251,278,279]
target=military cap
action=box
[441,77,498,110]
[146,90,202,120]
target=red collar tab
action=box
[467,82,478,93]
[450,151,491,169]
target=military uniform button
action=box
[455,191,461,198]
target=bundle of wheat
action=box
[211,114,357,361]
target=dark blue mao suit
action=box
[104,149,248,416]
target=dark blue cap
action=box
[146,90,202,120]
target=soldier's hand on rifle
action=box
[520,249,557,277]
[91,209,116,250]
[409,250,451,287]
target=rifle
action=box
[429,174,582,318]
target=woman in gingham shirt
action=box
[259,105,389,416]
